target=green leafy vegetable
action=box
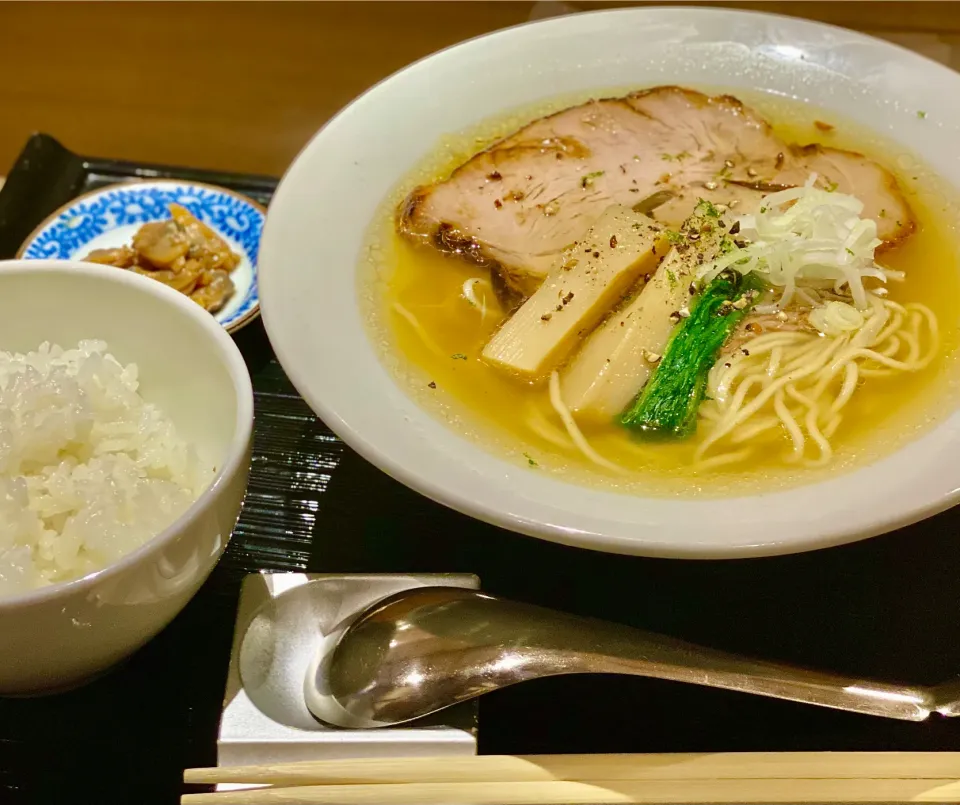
[695,199,721,218]
[580,171,605,188]
[620,271,763,439]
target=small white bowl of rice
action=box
[0,259,253,694]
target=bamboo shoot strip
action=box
[482,206,664,378]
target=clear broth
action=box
[360,89,960,498]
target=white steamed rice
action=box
[0,341,211,596]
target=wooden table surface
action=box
[1,1,959,180]
[2,7,960,805]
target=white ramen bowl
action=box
[259,7,960,559]
[0,260,253,694]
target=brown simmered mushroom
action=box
[84,246,137,268]
[79,203,242,314]
[170,204,241,273]
[190,270,235,312]
[131,220,190,269]
[130,261,202,294]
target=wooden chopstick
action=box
[181,777,960,805]
[184,752,960,786]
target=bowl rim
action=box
[0,259,254,610]
[260,5,960,559]
[14,178,266,335]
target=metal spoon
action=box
[304,586,960,729]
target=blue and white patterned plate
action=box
[17,180,264,333]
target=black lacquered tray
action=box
[1,134,958,805]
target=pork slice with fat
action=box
[398,86,913,299]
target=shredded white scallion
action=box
[698,176,903,310]
[808,300,865,336]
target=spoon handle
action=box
[461,591,939,722]
[581,623,935,721]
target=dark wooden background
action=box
[2,1,959,178]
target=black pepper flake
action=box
[610,235,618,248]
[729,221,741,235]
[669,311,681,323]
[541,313,553,321]
[724,362,731,368]
[562,292,575,305]
[687,232,700,241]
[741,348,750,356]
[428,381,437,389]
[688,282,696,295]
[644,273,652,282]
[776,152,785,170]
[592,251,600,258]
[620,165,627,174]
[487,171,502,181]
[494,199,502,209]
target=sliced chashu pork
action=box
[399,86,913,299]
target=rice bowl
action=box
[0,259,252,694]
